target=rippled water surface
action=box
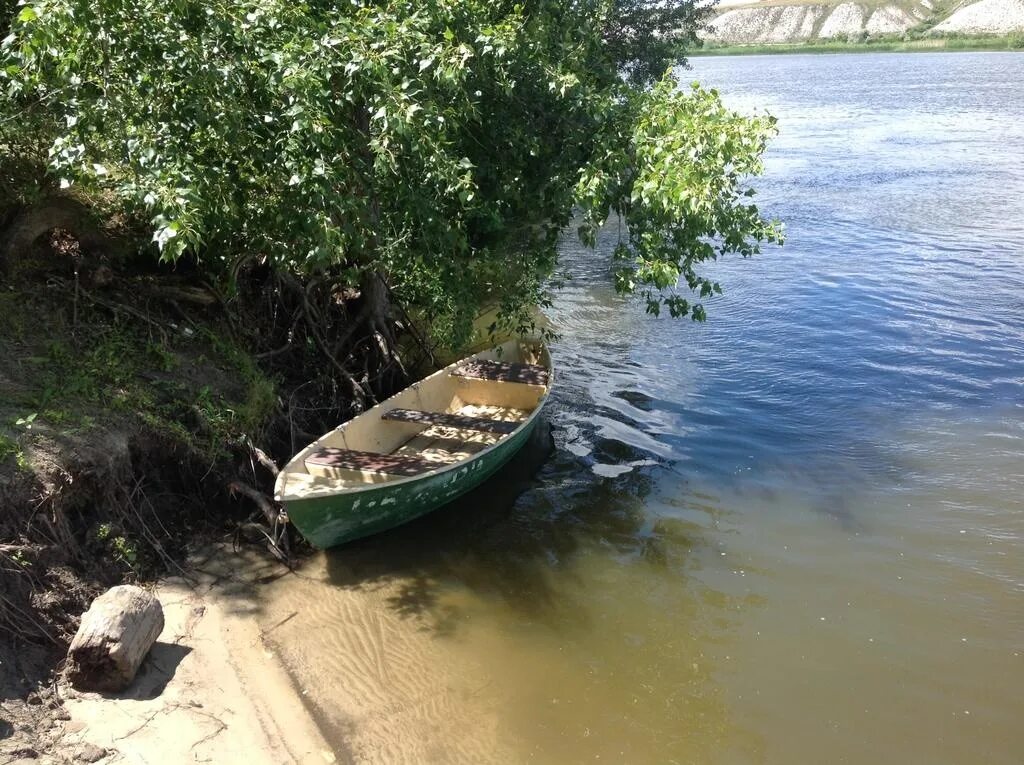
[265,53,1024,764]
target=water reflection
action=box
[262,51,1024,765]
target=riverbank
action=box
[0,208,523,764]
[2,410,554,763]
[0,237,334,761]
[692,33,1024,55]
[2,547,334,764]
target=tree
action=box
[604,0,715,86]
[577,79,782,319]
[1,0,15,34]
[3,0,780,352]
[1,0,51,218]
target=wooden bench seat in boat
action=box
[381,408,521,434]
[451,359,549,386]
[305,447,437,477]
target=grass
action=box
[0,432,20,462]
[692,34,1024,56]
[0,284,278,464]
[0,430,32,473]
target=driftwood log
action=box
[66,585,164,692]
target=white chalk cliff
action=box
[703,0,1024,45]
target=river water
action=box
[263,52,1024,764]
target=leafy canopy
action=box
[603,0,713,85]
[4,0,780,344]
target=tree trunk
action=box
[66,585,164,692]
[0,196,115,274]
[360,270,407,391]
[360,270,392,332]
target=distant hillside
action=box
[703,0,1024,45]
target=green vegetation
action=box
[0,285,277,461]
[0,432,21,462]
[0,1,783,653]
[93,522,140,572]
[4,0,779,347]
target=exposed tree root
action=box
[0,195,120,275]
[0,209,440,695]
[227,480,291,565]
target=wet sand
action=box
[58,549,334,765]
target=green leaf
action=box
[5,0,778,343]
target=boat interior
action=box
[276,339,550,499]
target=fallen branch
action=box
[50,276,170,339]
[0,593,60,646]
[143,284,219,306]
[227,480,291,564]
[0,544,38,554]
[234,522,290,565]
[227,480,279,527]
[245,437,279,478]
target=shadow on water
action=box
[306,408,748,762]
[320,414,697,638]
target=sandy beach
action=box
[12,543,505,765]
[27,549,335,765]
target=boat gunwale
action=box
[273,341,552,502]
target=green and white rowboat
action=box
[274,338,552,548]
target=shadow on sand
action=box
[104,641,193,701]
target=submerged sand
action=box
[255,553,514,764]
[47,545,502,764]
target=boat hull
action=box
[284,415,540,549]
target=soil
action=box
[0,239,297,761]
[0,200,424,763]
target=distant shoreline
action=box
[690,34,1024,56]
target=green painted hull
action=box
[284,416,540,549]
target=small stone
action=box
[54,709,72,721]
[75,743,108,763]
